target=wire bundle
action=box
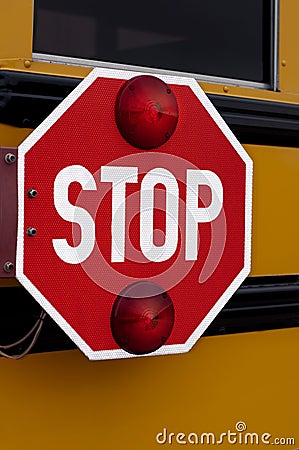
[0,310,46,359]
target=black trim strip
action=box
[203,276,299,336]
[1,277,299,354]
[209,94,299,146]
[1,71,299,352]
[0,71,299,146]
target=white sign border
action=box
[17,67,253,360]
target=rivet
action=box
[3,261,14,273]
[4,153,16,164]
[24,60,31,68]
[28,188,38,198]
[27,227,37,237]
[223,86,229,93]
[281,59,287,67]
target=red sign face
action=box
[16,69,252,360]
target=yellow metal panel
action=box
[0,59,92,79]
[0,279,20,287]
[2,140,299,280]
[0,124,32,147]
[279,0,299,94]
[7,139,299,278]
[0,328,297,449]
[0,0,33,60]
[246,145,299,276]
[2,59,299,105]
[199,81,299,104]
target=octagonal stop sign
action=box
[16,68,252,360]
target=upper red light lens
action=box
[110,281,175,355]
[115,75,178,150]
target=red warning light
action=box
[110,281,175,355]
[115,75,178,150]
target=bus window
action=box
[33,0,272,84]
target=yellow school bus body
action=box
[0,1,298,448]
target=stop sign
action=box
[16,68,252,360]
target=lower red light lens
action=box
[110,281,175,355]
[115,75,178,150]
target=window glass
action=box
[33,0,271,83]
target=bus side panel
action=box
[246,145,299,276]
[0,0,32,60]
[0,329,297,450]
[280,0,299,94]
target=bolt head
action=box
[26,227,37,237]
[28,189,38,198]
[4,153,16,164]
[3,261,14,273]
